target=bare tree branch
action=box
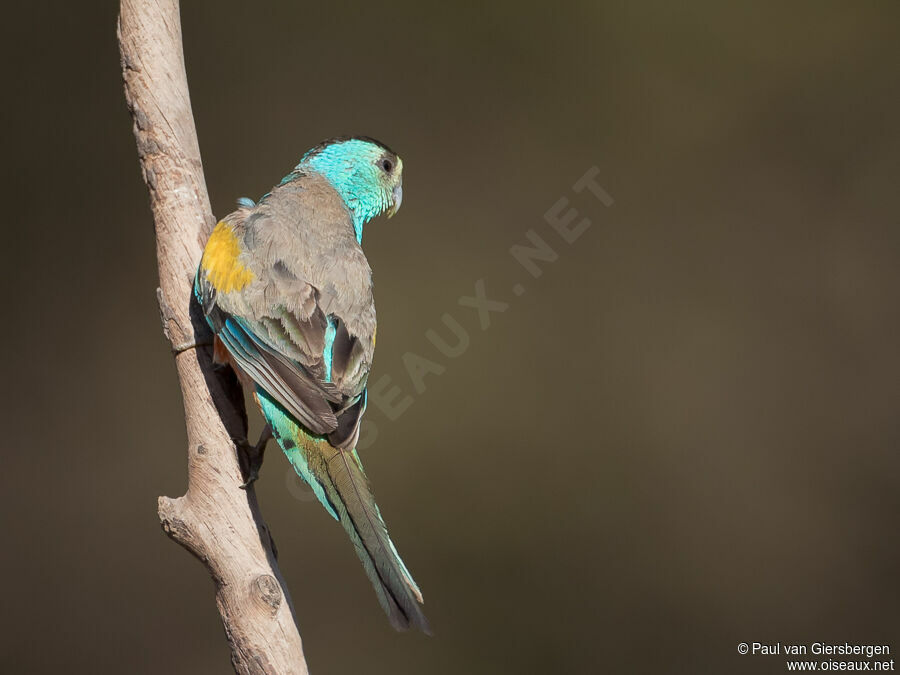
[118,1,309,672]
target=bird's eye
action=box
[380,158,393,173]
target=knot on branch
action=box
[158,496,187,536]
[157,286,188,345]
[252,575,283,614]
[157,286,212,353]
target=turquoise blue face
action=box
[300,137,404,242]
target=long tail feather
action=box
[257,389,429,633]
[319,446,430,633]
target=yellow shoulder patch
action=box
[200,221,255,293]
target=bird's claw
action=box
[233,424,272,489]
[239,468,260,490]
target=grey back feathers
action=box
[231,172,376,356]
[201,171,376,448]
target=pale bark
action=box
[118,1,309,672]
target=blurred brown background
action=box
[1,1,898,673]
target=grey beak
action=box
[387,184,403,218]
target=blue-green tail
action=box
[257,388,430,633]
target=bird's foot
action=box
[234,424,273,489]
[239,467,260,490]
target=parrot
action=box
[193,136,429,633]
